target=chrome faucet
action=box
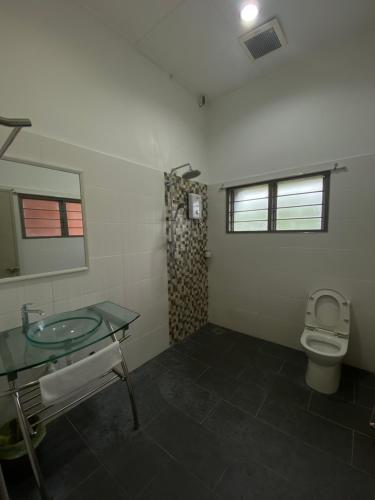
[21,303,45,334]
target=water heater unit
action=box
[188,193,202,219]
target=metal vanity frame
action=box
[0,312,140,500]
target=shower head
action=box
[169,162,201,181]
[182,167,201,180]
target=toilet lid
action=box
[305,289,350,336]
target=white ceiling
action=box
[79,0,375,99]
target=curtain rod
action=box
[218,162,347,191]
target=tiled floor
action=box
[3,323,375,499]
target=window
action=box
[19,195,84,238]
[227,172,330,233]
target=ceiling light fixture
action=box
[240,3,259,22]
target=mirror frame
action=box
[0,155,89,284]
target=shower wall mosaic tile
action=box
[164,173,208,342]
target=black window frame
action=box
[18,193,84,239]
[226,171,330,234]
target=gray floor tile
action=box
[214,460,291,500]
[138,455,218,500]
[246,350,284,373]
[96,430,171,498]
[353,432,375,476]
[176,332,258,378]
[3,417,99,500]
[221,414,299,479]
[6,326,375,500]
[259,396,353,462]
[310,393,372,435]
[226,419,375,500]
[156,370,219,422]
[334,367,356,403]
[196,366,241,400]
[279,360,307,386]
[209,345,256,377]
[356,384,375,409]
[289,439,375,500]
[154,348,208,380]
[229,383,267,415]
[193,324,238,350]
[196,366,267,415]
[268,373,311,407]
[238,363,273,389]
[202,400,250,437]
[131,358,168,389]
[260,342,307,367]
[65,466,129,500]
[68,379,167,452]
[357,369,375,389]
[145,406,228,488]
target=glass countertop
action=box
[0,302,139,377]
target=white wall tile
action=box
[0,135,170,383]
[208,154,375,372]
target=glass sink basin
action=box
[27,310,103,346]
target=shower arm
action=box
[170,163,192,176]
[0,115,32,160]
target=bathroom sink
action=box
[26,310,103,346]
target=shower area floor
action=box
[3,323,375,500]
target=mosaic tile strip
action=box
[164,173,208,343]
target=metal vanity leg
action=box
[12,390,50,500]
[111,333,139,430]
[0,464,10,500]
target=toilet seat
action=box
[301,329,347,359]
[305,289,350,336]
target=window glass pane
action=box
[276,191,322,208]
[68,227,84,236]
[25,228,62,237]
[68,220,83,228]
[67,211,83,220]
[277,176,323,196]
[276,218,322,231]
[24,218,62,228]
[277,205,322,220]
[22,196,62,238]
[66,201,84,236]
[22,198,60,211]
[233,198,268,211]
[234,210,268,222]
[234,184,268,201]
[23,208,61,219]
[233,221,268,231]
[276,175,325,232]
[231,184,269,232]
[65,202,82,212]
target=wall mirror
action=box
[0,158,88,282]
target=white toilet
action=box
[300,288,350,394]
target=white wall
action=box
[0,0,208,182]
[0,0,208,421]
[0,159,81,199]
[207,30,375,372]
[0,133,170,424]
[207,30,375,184]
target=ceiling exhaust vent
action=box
[240,18,287,61]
